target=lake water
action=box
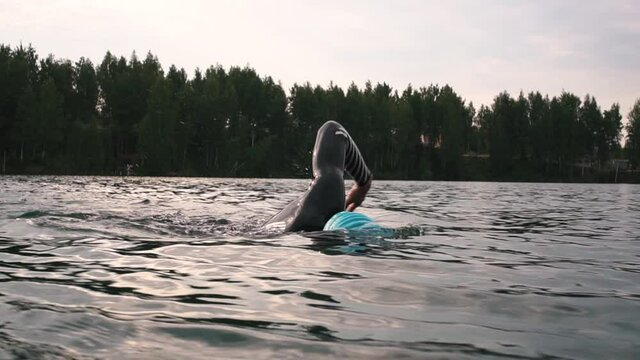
[0,176,639,359]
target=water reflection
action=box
[0,176,639,359]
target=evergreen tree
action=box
[578,95,602,163]
[528,92,550,169]
[602,103,622,161]
[139,77,177,175]
[627,99,640,167]
[488,92,516,175]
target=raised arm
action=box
[340,128,372,211]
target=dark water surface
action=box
[1,176,639,359]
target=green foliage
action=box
[601,103,622,162]
[139,78,177,175]
[627,100,640,167]
[0,43,634,181]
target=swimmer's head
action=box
[323,211,381,231]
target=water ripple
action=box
[1,176,639,359]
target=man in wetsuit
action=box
[265,120,373,232]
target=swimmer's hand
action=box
[346,177,372,212]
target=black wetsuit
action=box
[265,120,372,232]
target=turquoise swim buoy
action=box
[323,211,381,231]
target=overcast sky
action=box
[2,0,638,121]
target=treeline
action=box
[1,44,639,181]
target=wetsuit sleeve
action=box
[343,133,372,186]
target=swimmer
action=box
[264,120,373,232]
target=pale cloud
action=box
[527,35,578,59]
[0,0,638,118]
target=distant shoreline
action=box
[2,171,639,184]
[2,44,639,183]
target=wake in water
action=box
[14,207,429,258]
